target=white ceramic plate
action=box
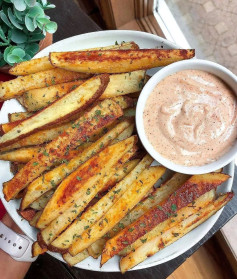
[0,30,234,272]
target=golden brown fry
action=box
[38,140,137,246]
[119,190,216,257]
[3,99,123,201]
[29,211,42,227]
[0,68,89,101]
[49,159,140,252]
[32,242,47,257]
[120,192,234,273]
[69,165,166,256]
[102,173,229,260]
[87,240,107,259]
[8,112,33,122]
[0,146,43,163]
[36,136,137,230]
[0,74,109,148]
[0,123,72,152]
[49,49,195,74]
[18,208,37,221]
[10,42,139,76]
[29,190,54,211]
[10,162,25,175]
[20,120,132,210]
[20,80,85,112]
[63,251,89,266]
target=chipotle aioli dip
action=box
[143,70,237,166]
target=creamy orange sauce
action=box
[143,70,237,166]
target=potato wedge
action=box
[63,250,89,266]
[20,120,132,210]
[102,173,229,258]
[32,242,47,257]
[105,173,190,240]
[88,240,106,259]
[69,165,166,256]
[0,146,42,163]
[20,80,85,112]
[8,112,33,122]
[0,68,89,101]
[36,135,137,230]
[0,74,109,149]
[120,192,234,273]
[29,211,42,227]
[118,190,216,257]
[20,71,144,112]
[38,141,137,246]
[110,124,134,145]
[18,208,37,221]
[0,123,72,152]
[49,49,195,74]
[49,158,141,252]
[0,120,22,135]
[30,190,54,211]
[100,70,145,99]
[3,99,123,201]
[10,41,139,76]
[10,162,25,175]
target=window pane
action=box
[159,0,237,74]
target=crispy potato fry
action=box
[29,211,42,227]
[111,124,134,144]
[0,120,22,135]
[118,190,216,257]
[38,141,137,246]
[0,146,43,163]
[3,99,123,201]
[18,208,37,221]
[63,250,89,266]
[123,108,136,118]
[0,74,109,148]
[30,190,54,211]
[69,165,166,256]
[102,173,229,259]
[49,159,140,252]
[20,120,132,210]
[20,80,85,112]
[37,135,137,231]
[8,112,33,122]
[32,242,47,257]
[120,192,234,273]
[49,49,195,74]
[0,69,89,101]
[20,71,144,112]
[105,173,190,240]
[83,173,189,260]
[111,96,135,110]
[88,240,106,259]
[10,42,139,76]
[0,123,72,152]
[10,162,25,175]
[100,70,145,99]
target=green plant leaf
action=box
[23,53,31,60]
[25,15,35,31]
[25,42,39,54]
[45,21,57,33]
[3,45,13,61]
[25,0,36,7]
[12,0,26,12]
[13,6,23,21]
[10,29,27,43]
[27,32,45,42]
[7,8,23,29]
[11,47,25,58]
[0,26,8,43]
[0,10,13,28]
[27,5,44,18]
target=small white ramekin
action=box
[136,59,237,174]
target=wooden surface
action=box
[24,1,237,278]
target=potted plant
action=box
[0,0,57,72]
